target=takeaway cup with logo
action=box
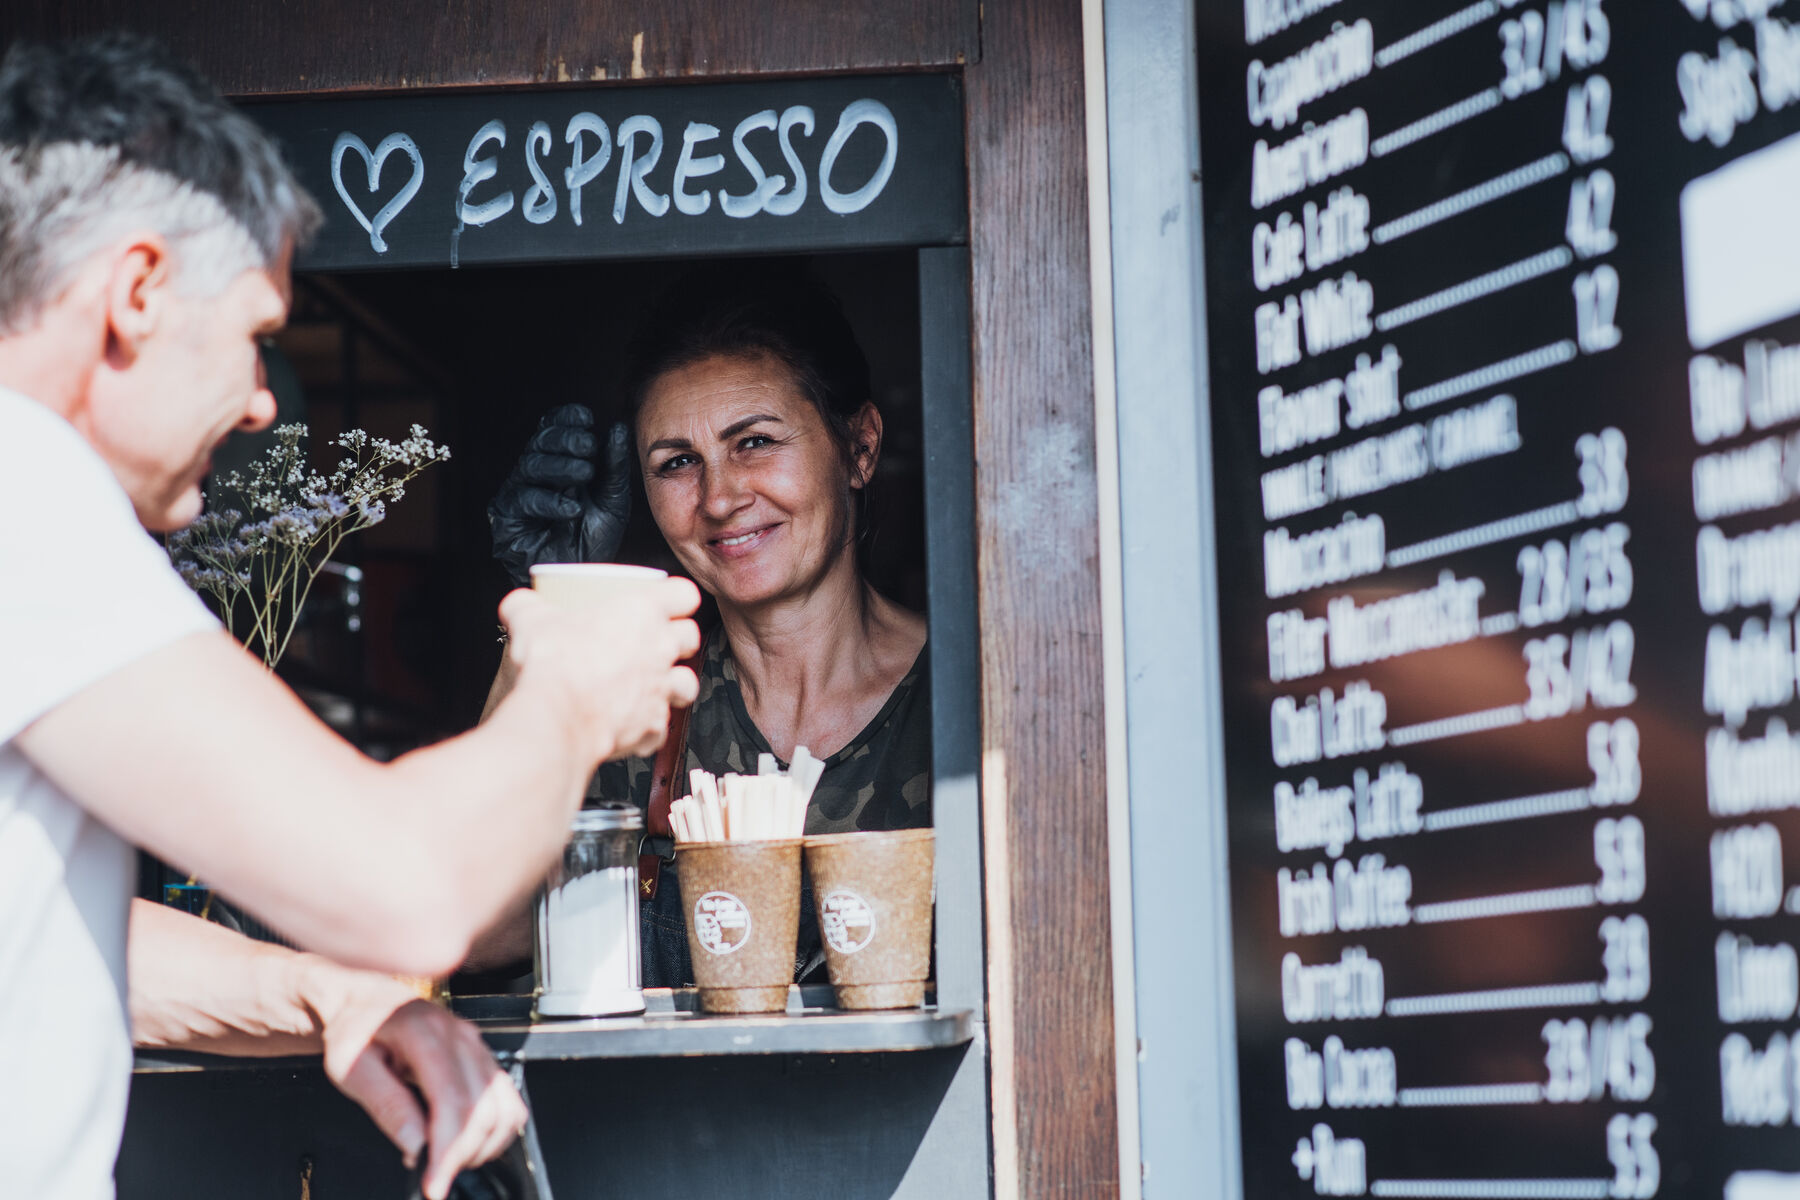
[803,829,935,1010]
[675,839,803,1013]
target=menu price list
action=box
[1196,2,1800,1197]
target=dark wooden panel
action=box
[0,1,551,94]
[120,1049,970,1199]
[964,1,1121,1195]
[543,1,979,83]
[0,0,977,96]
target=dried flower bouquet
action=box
[166,422,450,670]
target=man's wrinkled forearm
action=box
[127,898,329,1056]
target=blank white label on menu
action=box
[1683,129,1800,350]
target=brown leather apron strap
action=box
[638,651,701,899]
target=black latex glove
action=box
[488,404,633,586]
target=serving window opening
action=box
[260,251,928,754]
[165,245,975,1003]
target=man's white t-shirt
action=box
[0,388,218,1199]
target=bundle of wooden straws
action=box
[670,748,827,843]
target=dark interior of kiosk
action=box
[147,250,931,974]
[264,250,922,748]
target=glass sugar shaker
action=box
[534,803,645,1018]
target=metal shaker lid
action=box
[572,802,644,833]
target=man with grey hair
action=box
[0,35,701,1200]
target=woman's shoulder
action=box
[867,591,928,690]
[883,595,929,654]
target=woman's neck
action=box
[718,548,872,698]
[714,549,923,759]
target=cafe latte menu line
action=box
[1196,3,1800,1196]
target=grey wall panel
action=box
[1100,0,1244,1195]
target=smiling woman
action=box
[471,268,931,987]
[636,358,877,611]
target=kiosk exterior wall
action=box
[964,2,1124,1194]
[0,2,1127,1195]
[0,0,979,93]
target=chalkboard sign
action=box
[250,74,966,272]
[1196,4,1800,1197]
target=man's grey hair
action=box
[0,35,321,334]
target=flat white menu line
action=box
[1375,0,1501,69]
[1480,612,1521,636]
[1387,501,1580,568]
[1424,787,1596,832]
[1371,1181,1611,1199]
[1413,883,1597,924]
[1405,340,1580,410]
[1377,248,1574,332]
[1386,981,1602,1017]
[1388,705,1526,746]
[1397,1083,1545,1107]
[1374,154,1571,245]
[1372,88,1503,158]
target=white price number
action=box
[1711,823,1784,919]
[1565,76,1615,163]
[1501,8,1557,98]
[1595,815,1646,904]
[1524,620,1637,720]
[1607,1112,1660,1199]
[1543,1013,1655,1103]
[1501,1,1610,99]
[1567,169,1618,259]
[1517,523,1633,627]
[1562,0,1611,68]
[1601,913,1651,1003]
[1576,265,1622,352]
[1588,718,1642,806]
[1576,428,1628,517]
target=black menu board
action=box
[251,74,966,273]
[1197,4,1800,1197]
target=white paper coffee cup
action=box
[529,563,668,606]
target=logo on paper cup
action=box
[694,891,752,955]
[821,889,876,954]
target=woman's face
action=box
[637,352,877,610]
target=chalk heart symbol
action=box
[331,132,423,254]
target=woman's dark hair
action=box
[621,265,874,471]
[621,265,880,551]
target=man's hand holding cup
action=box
[499,565,701,763]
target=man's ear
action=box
[848,401,883,489]
[102,234,172,365]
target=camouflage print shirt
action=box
[591,629,932,985]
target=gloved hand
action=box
[488,404,633,586]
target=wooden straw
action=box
[789,747,823,836]
[677,763,828,842]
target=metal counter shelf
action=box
[133,986,973,1073]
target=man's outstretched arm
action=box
[19,583,699,977]
[129,899,527,1200]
